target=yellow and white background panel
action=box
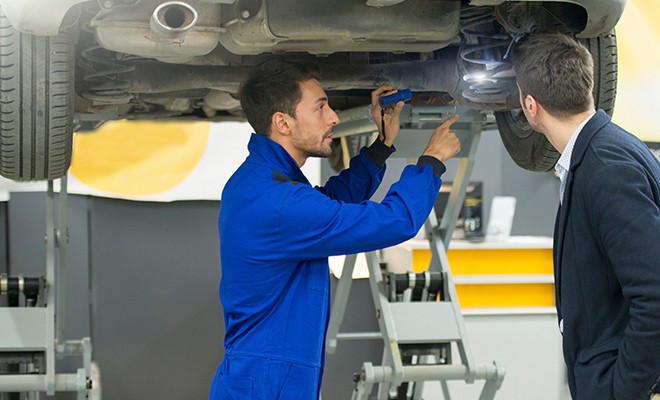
[0,121,320,201]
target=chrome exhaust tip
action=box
[150,1,198,39]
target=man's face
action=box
[289,79,339,159]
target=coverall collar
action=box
[247,133,312,186]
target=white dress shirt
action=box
[554,112,596,205]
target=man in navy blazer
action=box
[510,33,660,399]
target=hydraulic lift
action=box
[327,104,506,399]
[0,178,94,399]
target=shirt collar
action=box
[555,112,596,177]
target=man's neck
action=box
[546,109,595,154]
[268,132,308,167]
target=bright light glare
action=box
[473,73,487,81]
[463,72,489,82]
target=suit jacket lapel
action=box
[554,190,569,314]
[552,109,611,315]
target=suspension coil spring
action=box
[79,44,135,104]
[77,8,135,105]
[458,7,513,104]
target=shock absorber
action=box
[458,6,513,104]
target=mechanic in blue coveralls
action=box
[210,59,461,400]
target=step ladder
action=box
[327,105,505,399]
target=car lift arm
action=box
[0,178,94,399]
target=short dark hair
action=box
[511,33,594,118]
[239,59,321,136]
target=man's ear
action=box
[524,94,539,117]
[272,112,292,136]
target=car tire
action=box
[494,32,618,172]
[0,11,74,181]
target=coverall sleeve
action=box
[587,163,660,399]
[270,160,443,260]
[317,140,394,203]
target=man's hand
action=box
[370,86,405,147]
[422,115,461,162]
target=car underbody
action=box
[0,0,624,180]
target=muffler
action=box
[150,1,198,38]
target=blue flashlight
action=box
[378,89,413,108]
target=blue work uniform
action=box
[210,133,447,399]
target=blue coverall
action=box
[210,133,446,399]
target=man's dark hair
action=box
[510,33,595,119]
[239,59,321,136]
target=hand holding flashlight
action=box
[371,87,412,146]
[378,88,413,108]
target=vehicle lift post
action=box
[0,178,94,399]
[326,105,505,399]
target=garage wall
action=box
[4,194,222,400]
[87,198,223,400]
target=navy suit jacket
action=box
[554,110,660,399]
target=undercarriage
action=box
[0,0,622,180]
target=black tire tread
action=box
[0,9,73,181]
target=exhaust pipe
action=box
[150,1,198,39]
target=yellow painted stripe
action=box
[412,248,553,274]
[455,284,555,308]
